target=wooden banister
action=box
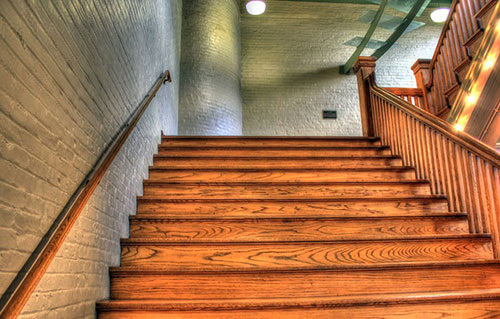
[0,70,172,319]
[420,0,497,118]
[355,57,500,258]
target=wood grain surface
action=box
[129,216,469,241]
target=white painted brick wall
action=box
[178,0,243,135]
[0,0,181,318]
[241,2,442,136]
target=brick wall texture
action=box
[178,0,243,135]
[241,1,442,136]
[0,0,181,318]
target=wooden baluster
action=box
[420,124,436,194]
[469,153,485,233]
[451,18,466,62]
[453,143,468,213]
[442,41,457,88]
[426,128,442,194]
[465,0,480,33]
[460,0,475,39]
[475,157,491,233]
[488,166,500,257]
[442,137,460,212]
[396,109,406,165]
[380,101,392,149]
[460,148,478,232]
[445,35,459,70]
[370,93,380,137]
[392,106,403,158]
[386,102,398,156]
[378,100,387,145]
[455,2,470,45]
[411,117,423,180]
[404,113,416,168]
[414,120,426,182]
[436,134,454,211]
[471,0,481,17]
[435,62,446,110]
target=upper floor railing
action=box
[413,0,497,118]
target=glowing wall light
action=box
[246,0,266,16]
[431,8,450,23]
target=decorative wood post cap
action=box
[411,59,431,73]
[353,56,377,73]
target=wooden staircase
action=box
[97,136,500,318]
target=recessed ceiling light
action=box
[246,0,266,16]
[431,8,450,23]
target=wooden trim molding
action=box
[0,71,172,319]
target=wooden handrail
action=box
[383,88,426,109]
[0,70,172,319]
[355,56,500,259]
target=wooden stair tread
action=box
[99,288,500,310]
[110,259,500,274]
[162,136,381,139]
[136,196,450,218]
[137,195,447,202]
[143,180,428,184]
[148,167,414,171]
[160,136,381,148]
[130,213,468,220]
[120,235,492,269]
[142,181,431,199]
[122,234,490,244]
[99,135,498,317]
[109,261,500,300]
[147,168,416,182]
[157,146,392,157]
[128,215,469,240]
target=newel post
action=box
[353,56,376,137]
[411,59,431,112]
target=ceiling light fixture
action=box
[431,8,450,23]
[246,0,266,16]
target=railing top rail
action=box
[371,80,500,167]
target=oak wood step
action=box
[142,181,431,199]
[161,136,381,147]
[109,261,500,300]
[129,215,469,241]
[147,168,416,182]
[136,196,450,218]
[157,146,392,157]
[97,290,500,319]
[153,156,404,168]
[120,235,493,269]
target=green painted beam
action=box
[340,0,389,74]
[371,0,432,59]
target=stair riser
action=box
[147,170,416,182]
[153,157,404,169]
[137,199,450,218]
[120,239,493,269]
[157,148,391,157]
[98,300,500,319]
[110,265,500,300]
[129,217,469,241]
[161,138,381,148]
[142,184,431,199]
